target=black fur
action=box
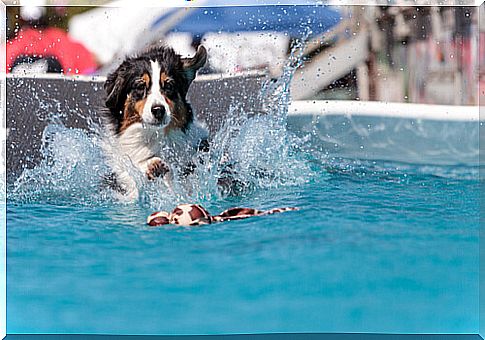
[103,45,207,134]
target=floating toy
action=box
[147,204,298,227]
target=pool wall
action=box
[6,73,264,181]
[288,100,482,166]
[7,75,482,181]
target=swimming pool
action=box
[5,44,479,334]
[7,157,479,334]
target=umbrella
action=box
[67,3,342,71]
[151,5,342,38]
[7,27,97,75]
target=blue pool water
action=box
[6,40,479,334]
[7,158,479,334]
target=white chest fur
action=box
[118,123,161,170]
[103,121,209,200]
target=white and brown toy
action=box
[147,204,298,227]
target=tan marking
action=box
[142,73,150,86]
[164,93,191,134]
[119,95,144,134]
[159,72,171,83]
[134,97,147,115]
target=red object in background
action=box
[7,27,97,75]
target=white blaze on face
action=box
[142,60,172,126]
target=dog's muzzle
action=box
[151,105,166,123]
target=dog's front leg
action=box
[144,157,170,180]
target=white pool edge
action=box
[288,100,482,122]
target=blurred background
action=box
[4,0,484,106]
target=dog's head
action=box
[104,45,207,134]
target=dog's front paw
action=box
[146,157,170,180]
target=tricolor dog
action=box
[101,45,209,199]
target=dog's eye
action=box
[163,82,175,95]
[134,82,146,91]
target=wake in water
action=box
[8,36,316,210]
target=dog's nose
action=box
[151,105,166,121]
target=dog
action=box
[100,45,209,199]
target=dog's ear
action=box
[104,64,128,113]
[182,45,207,83]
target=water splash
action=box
[9,124,112,206]
[8,36,315,210]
